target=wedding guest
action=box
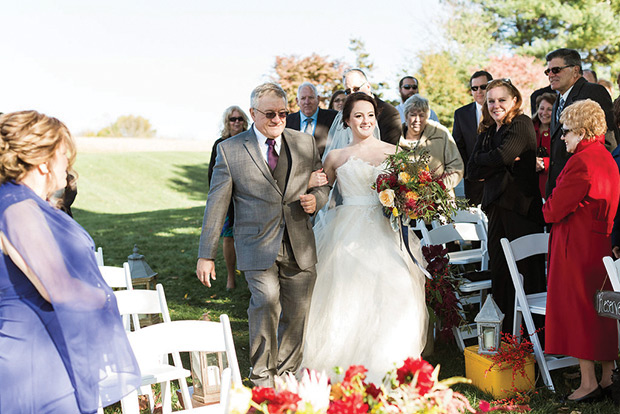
[543,99,619,402]
[598,79,613,98]
[329,90,346,112]
[531,93,556,199]
[0,110,140,413]
[583,69,598,83]
[208,106,249,290]
[467,79,546,331]
[395,76,439,123]
[400,94,464,196]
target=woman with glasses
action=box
[531,92,557,199]
[467,79,546,332]
[328,90,346,112]
[208,106,249,290]
[544,99,619,403]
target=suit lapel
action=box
[281,130,298,200]
[551,77,586,138]
[242,127,282,195]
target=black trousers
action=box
[487,204,546,334]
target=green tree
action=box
[455,0,620,71]
[272,54,347,111]
[96,115,156,138]
[414,51,472,129]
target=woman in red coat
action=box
[543,99,620,402]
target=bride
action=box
[302,92,428,383]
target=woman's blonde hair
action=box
[220,105,249,139]
[0,110,76,187]
[559,99,606,141]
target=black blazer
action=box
[452,102,478,165]
[286,108,337,157]
[467,114,543,221]
[546,77,618,197]
[375,96,401,145]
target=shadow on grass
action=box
[168,163,211,202]
[73,206,251,377]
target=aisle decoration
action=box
[422,244,465,340]
[229,357,529,414]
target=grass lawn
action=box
[73,151,618,413]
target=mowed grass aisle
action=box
[73,151,618,413]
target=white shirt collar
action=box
[560,84,574,102]
[253,124,281,163]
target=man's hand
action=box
[613,246,620,259]
[196,258,216,287]
[299,194,317,214]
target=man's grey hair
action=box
[403,94,430,116]
[250,82,287,109]
[297,82,318,98]
[342,68,368,86]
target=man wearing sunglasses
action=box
[286,82,337,157]
[395,76,439,124]
[197,82,330,387]
[452,70,493,206]
[545,48,618,197]
[341,68,402,145]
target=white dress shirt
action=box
[254,125,281,165]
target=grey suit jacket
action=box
[198,127,330,271]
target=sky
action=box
[1,0,447,144]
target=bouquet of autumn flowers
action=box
[373,148,467,231]
[229,357,528,414]
[423,244,465,339]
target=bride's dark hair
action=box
[342,92,378,128]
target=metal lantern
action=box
[474,294,504,355]
[190,351,227,406]
[127,245,159,326]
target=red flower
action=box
[365,383,382,400]
[344,365,367,383]
[479,400,491,412]
[252,387,277,404]
[268,390,301,414]
[418,170,432,183]
[396,357,434,394]
[328,392,369,414]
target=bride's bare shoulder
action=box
[324,148,350,170]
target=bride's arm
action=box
[323,150,342,185]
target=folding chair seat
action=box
[501,234,578,392]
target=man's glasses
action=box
[544,65,574,76]
[344,82,368,95]
[254,108,289,119]
[229,117,244,122]
[470,85,487,92]
[401,84,418,90]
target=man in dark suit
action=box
[342,68,401,145]
[545,48,618,197]
[452,70,493,205]
[286,82,337,157]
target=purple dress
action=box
[0,182,140,413]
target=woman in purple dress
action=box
[0,111,140,413]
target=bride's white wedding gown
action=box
[303,157,428,383]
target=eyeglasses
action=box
[254,108,289,119]
[544,65,574,76]
[470,85,488,92]
[229,117,244,122]
[401,84,418,90]
[344,82,368,95]
[561,127,573,136]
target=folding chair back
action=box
[603,256,620,292]
[99,263,131,289]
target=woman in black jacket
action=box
[467,79,546,332]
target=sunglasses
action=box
[544,65,574,76]
[401,84,418,90]
[344,81,368,95]
[229,117,244,122]
[561,127,573,136]
[254,108,289,119]
[470,85,487,92]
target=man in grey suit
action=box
[286,82,337,157]
[196,82,330,387]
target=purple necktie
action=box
[266,138,279,171]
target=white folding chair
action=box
[423,222,491,350]
[603,256,620,292]
[95,246,104,266]
[120,318,241,414]
[501,234,578,392]
[99,263,132,289]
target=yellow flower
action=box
[408,211,418,220]
[425,165,430,171]
[378,189,395,207]
[392,207,400,216]
[398,172,411,184]
[405,191,418,201]
[228,385,253,414]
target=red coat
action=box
[543,139,620,360]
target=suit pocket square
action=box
[234,226,260,235]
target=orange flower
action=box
[405,191,418,201]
